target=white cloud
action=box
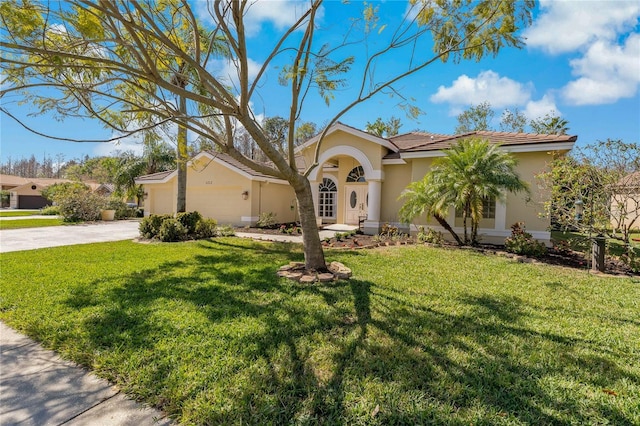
[523,94,560,120]
[525,0,640,106]
[562,34,640,105]
[197,1,324,38]
[94,137,145,157]
[211,57,263,92]
[524,0,640,54]
[430,70,532,108]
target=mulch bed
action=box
[242,227,638,277]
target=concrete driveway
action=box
[0,220,141,253]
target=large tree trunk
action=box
[176,94,187,213]
[434,214,463,245]
[292,175,327,271]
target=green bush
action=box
[139,214,172,239]
[505,222,547,257]
[157,218,187,242]
[216,225,235,237]
[140,212,218,241]
[177,211,203,234]
[417,226,443,244]
[40,205,61,216]
[42,182,107,222]
[195,218,217,238]
[256,212,277,228]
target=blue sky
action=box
[1,0,639,164]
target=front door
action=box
[344,185,368,225]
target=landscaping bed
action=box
[243,225,639,276]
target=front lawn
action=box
[0,218,65,229]
[1,239,638,425]
[0,210,39,217]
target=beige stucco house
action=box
[137,123,577,245]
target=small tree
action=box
[428,138,528,245]
[538,139,640,256]
[398,175,463,245]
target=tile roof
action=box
[388,130,577,154]
[135,152,283,182]
[135,170,175,182]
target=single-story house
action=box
[0,174,118,209]
[0,175,71,209]
[136,122,577,245]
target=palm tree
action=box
[398,176,463,245]
[429,138,529,245]
[114,134,176,205]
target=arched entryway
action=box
[310,145,383,229]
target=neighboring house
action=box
[0,174,118,209]
[136,122,577,245]
[0,174,71,209]
[610,171,640,232]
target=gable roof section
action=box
[388,131,577,159]
[296,122,399,153]
[135,152,288,184]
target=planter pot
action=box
[101,209,116,221]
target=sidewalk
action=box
[0,322,172,425]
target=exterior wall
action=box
[186,158,252,225]
[299,130,385,173]
[611,191,640,231]
[145,181,175,216]
[504,152,553,235]
[141,157,296,226]
[251,181,297,224]
[380,163,412,223]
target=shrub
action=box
[417,226,443,244]
[40,205,61,216]
[256,212,277,228]
[42,182,107,222]
[381,223,399,237]
[157,218,188,242]
[195,218,217,238]
[216,225,236,237]
[139,214,172,239]
[177,211,203,234]
[505,222,547,257]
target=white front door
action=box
[344,185,368,225]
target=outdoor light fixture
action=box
[242,190,249,200]
[575,198,584,221]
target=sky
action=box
[1,0,639,164]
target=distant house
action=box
[0,174,71,209]
[610,171,640,232]
[0,174,117,209]
[136,123,577,246]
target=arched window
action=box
[346,166,366,182]
[318,178,337,218]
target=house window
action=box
[318,178,337,218]
[346,166,366,182]
[456,196,496,219]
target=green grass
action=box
[0,210,39,217]
[552,230,640,257]
[0,218,65,229]
[1,239,639,425]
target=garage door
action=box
[18,195,50,209]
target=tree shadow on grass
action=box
[60,240,639,424]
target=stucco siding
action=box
[147,182,175,215]
[253,181,297,224]
[380,164,412,223]
[505,152,553,233]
